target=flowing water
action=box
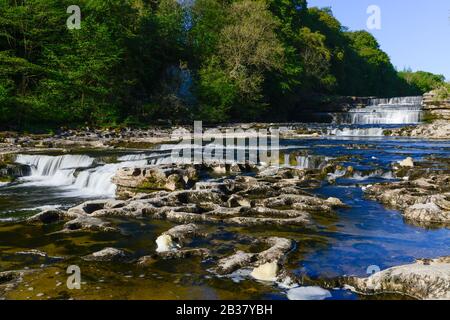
[338,96,423,125]
[1,100,449,300]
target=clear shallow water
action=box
[276,137,450,281]
[0,135,449,300]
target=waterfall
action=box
[15,154,94,186]
[327,127,384,137]
[15,154,147,197]
[117,153,152,161]
[297,156,310,169]
[71,160,148,196]
[369,96,423,106]
[345,96,423,125]
[285,155,329,170]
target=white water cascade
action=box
[295,156,329,169]
[15,154,94,186]
[15,154,147,197]
[345,96,423,125]
[327,127,384,137]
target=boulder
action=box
[112,165,198,198]
[83,247,128,262]
[27,209,66,224]
[346,256,450,300]
[251,261,278,282]
[364,174,450,226]
[63,216,117,233]
[399,157,414,168]
[156,234,178,253]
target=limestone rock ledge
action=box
[387,120,450,139]
[112,165,198,198]
[386,90,450,139]
[346,256,450,300]
[364,174,450,226]
[422,90,450,121]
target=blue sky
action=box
[308,0,450,80]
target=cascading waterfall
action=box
[345,96,423,125]
[15,154,147,197]
[117,153,153,161]
[71,160,148,196]
[369,96,423,106]
[327,127,384,137]
[281,155,329,170]
[15,154,94,186]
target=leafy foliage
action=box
[0,0,445,130]
[399,70,446,94]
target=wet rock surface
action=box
[64,165,346,228]
[388,120,450,139]
[27,209,67,224]
[346,256,450,300]
[0,270,33,298]
[83,248,129,262]
[112,165,198,198]
[6,163,347,291]
[1,124,449,300]
[62,215,118,233]
[0,127,177,154]
[365,173,450,226]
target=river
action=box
[0,97,449,300]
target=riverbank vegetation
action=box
[0,0,448,130]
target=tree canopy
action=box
[0,0,446,130]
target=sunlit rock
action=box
[287,286,332,300]
[251,261,278,282]
[156,234,177,253]
[83,247,128,262]
[346,256,450,300]
[399,157,414,168]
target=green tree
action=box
[196,0,284,121]
[399,70,446,94]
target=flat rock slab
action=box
[347,256,450,300]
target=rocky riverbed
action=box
[386,120,450,139]
[345,256,450,300]
[0,121,449,300]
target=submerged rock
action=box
[0,270,31,297]
[83,248,128,262]
[346,256,450,300]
